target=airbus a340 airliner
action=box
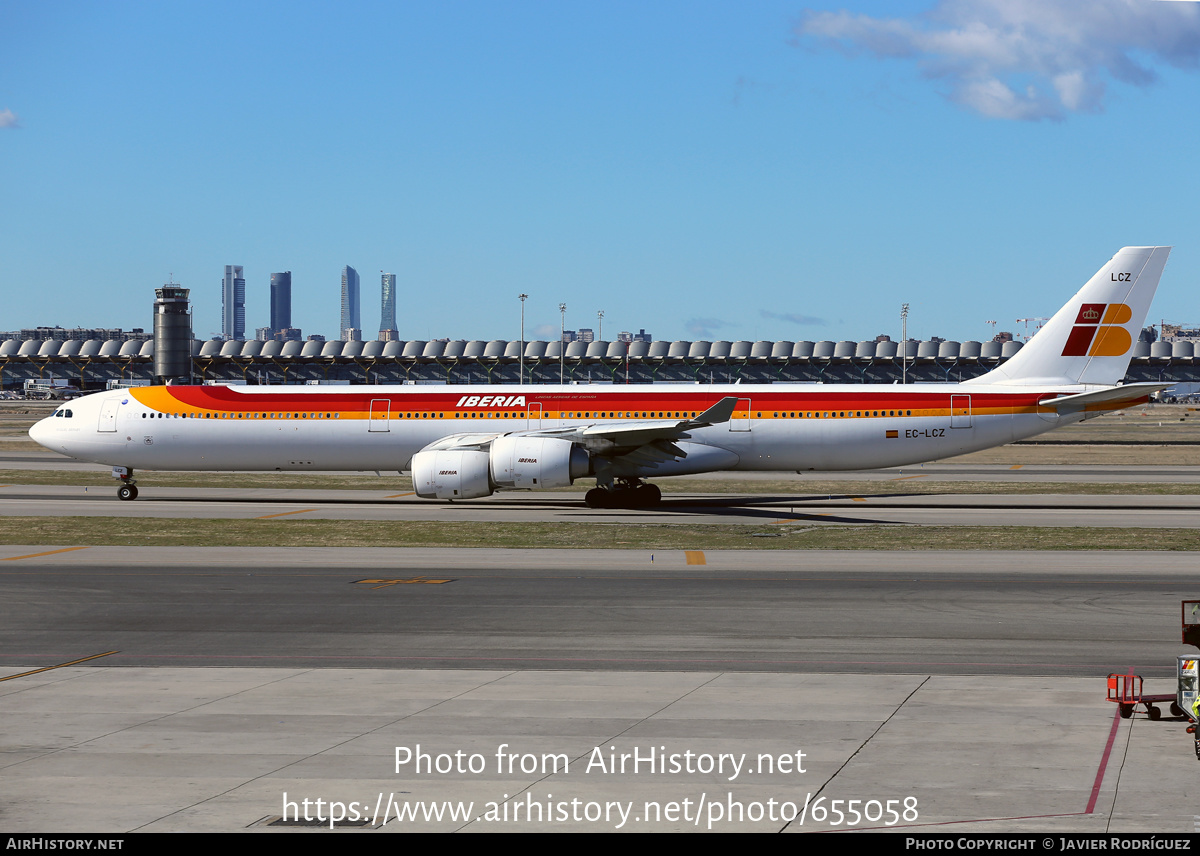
[30,246,1172,508]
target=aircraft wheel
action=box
[1119,704,1133,719]
[585,488,610,509]
[636,484,662,506]
[117,484,138,501]
[1147,705,1161,721]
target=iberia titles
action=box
[456,395,528,408]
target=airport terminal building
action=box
[3,334,1199,392]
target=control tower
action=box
[154,281,192,384]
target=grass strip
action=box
[1,517,1198,551]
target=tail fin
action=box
[970,246,1171,387]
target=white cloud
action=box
[795,0,1200,120]
[760,309,827,326]
[0,109,19,129]
[685,317,732,338]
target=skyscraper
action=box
[270,271,291,335]
[222,265,246,340]
[380,272,398,340]
[340,266,360,342]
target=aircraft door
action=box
[368,399,390,432]
[950,394,972,429]
[729,398,752,432]
[526,401,543,429]
[97,399,121,433]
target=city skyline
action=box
[4,256,1177,348]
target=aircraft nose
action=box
[28,416,53,450]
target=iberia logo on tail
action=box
[1061,303,1133,357]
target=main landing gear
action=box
[113,466,138,501]
[584,479,662,509]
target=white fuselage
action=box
[29,381,1096,479]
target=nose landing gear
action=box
[112,466,138,501]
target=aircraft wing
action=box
[416,432,504,452]
[407,397,740,476]
[529,396,739,451]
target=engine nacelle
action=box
[490,436,590,489]
[411,449,494,500]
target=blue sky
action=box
[3,0,1198,344]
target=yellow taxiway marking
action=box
[851,496,866,502]
[386,492,417,498]
[2,546,90,561]
[1010,464,1024,470]
[1,650,119,682]
[891,475,928,481]
[256,508,319,519]
[685,551,707,565]
[354,577,453,588]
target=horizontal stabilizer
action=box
[1038,383,1169,414]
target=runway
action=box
[3,546,1194,675]
[4,481,1200,528]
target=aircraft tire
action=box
[586,485,660,509]
[117,485,138,501]
[632,484,661,506]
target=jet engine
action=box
[411,449,493,500]
[489,435,590,489]
[411,436,590,500]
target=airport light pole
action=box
[901,303,909,385]
[518,294,527,385]
[559,302,567,384]
[597,309,604,342]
